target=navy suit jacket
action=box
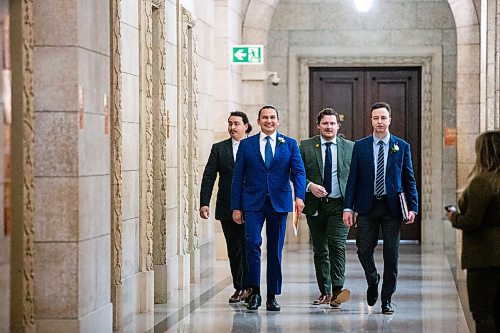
[231,132,306,213]
[344,134,418,219]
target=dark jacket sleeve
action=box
[200,144,218,207]
[451,176,495,232]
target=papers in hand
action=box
[399,192,409,222]
[292,202,299,236]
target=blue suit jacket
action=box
[344,134,418,219]
[231,132,306,213]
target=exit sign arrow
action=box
[231,45,264,64]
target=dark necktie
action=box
[375,141,385,196]
[265,136,273,167]
[323,142,333,195]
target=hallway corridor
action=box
[129,242,469,333]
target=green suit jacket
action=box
[299,135,354,216]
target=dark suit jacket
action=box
[231,132,306,213]
[299,135,354,216]
[344,134,418,219]
[200,138,234,221]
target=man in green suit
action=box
[299,108,354,308]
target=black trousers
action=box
[356,199,401,302]
[220,219,248,290]
[467,267,500,333]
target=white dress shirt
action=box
[231,138,240,161]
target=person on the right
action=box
[445,130,500,333]
[343,101,418,315]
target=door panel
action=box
[310,67,421,241]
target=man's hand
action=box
[343,211,354,227]
[295,198,305,214]
[232,210,244,224]
[309,183,328,198]
[404,211,417,224]
[199,206,210,219]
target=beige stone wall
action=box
[32,0,112,331]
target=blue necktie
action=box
[375,141,385,196]
[265,136,273,167]
[323,142,333,195]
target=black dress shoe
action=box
[381,300,394,315]
[367,273,380,306]
[266,298,281,311]
[247,294,262,310]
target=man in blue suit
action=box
[231,105,306,311]
[343,102,418,315]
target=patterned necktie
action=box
[323,142,333,195]
[265,136,273,167]
[375,141,385,196]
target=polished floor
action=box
[126,242,470,333]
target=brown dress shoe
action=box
[229,290,244,303]
[330,289,351,308]
[312,293,332,305]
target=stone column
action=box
[10,0,35,331]
[31,0,112,331]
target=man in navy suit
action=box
[343,102,418,315]
[231,105,306,311]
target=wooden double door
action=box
[310,67,421,241]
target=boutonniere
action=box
[277,137,286,145]
[391,143,400,153]
[315,143,320,148]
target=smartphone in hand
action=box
[444,205,456,212]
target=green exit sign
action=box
[231,45,264,64]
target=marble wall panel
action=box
[33,0,77,46]
[78,48,110,114]
[79,235,111,314]
[456,25,480,44]
[448,0,478,28]
[165,45,178,85]
[457,134,478,165]
[34,112,78,177]
[457,44,480,74]
[214,70,230,101]
[121,24,139,76]
[34,47,78,111]
[197,94,213,130]
[443,55,458,82]
[390,30,443,47]
[214,39,229,69]
[122,218,139,279]
[79,303,113,333]
[78,113,110,176]
[198,57,214,95]
[194,0,214,26]
[456,75,480,104]
[165,168,179,210]
[456,103,480,134]
[121,74,140,123]
[77,0,110,55]
[121,121,140,171]
[165,1,177,45]
[35,242,78,318]
[121,273,140,321]
[442,82,457,111]
[166,207,179,256]
[165,132,178,170]
[121,0,139,28]
[34,176,78,241]
[228,6,242,42]
[417,2,456,29]
[122,170,140,221]
[166,83,178,120]
[79,175,110,240]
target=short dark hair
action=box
[317,107,341,124]
[370,101,391,116]
[229,111,252,133]
[258,105,279,120]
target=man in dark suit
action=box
[231,105,306,311]
[200,111,252,303]
[343,101,418,315]
[299,108,354,308]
